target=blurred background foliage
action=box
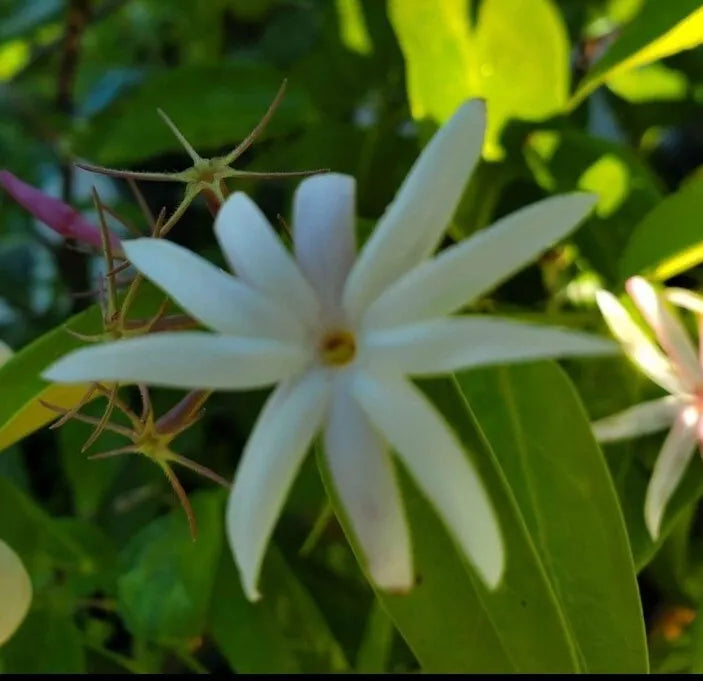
[1,0,703,673]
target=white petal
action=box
[293,174,357,316]
[627,277,703,391]
[43,332,308,390]
[343,100,486,322]
[226,370,331,600]
[0,539,32,645]
[363,192,597,329]
[124,238,303,341]
[215,192,320,324]
[592,395,690,443]
[363,316,616,376]
[324,379,412,592]
[644,405,699,539]
[596,289,684,395]
[351,370,504,589]
[665,287,703,316]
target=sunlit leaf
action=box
[607,62,689,102]
[621,172,703,280]
[473,0,569,159]
[572,0,703,105]
[389,0,569,158]
[335,0,373,56]
[388,0,476,125]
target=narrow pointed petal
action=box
[595,289,684,395]
[351,371,503,589]
[215,192,320,324]
[644,406,699,539]
[325,379,413,592]
[0,539,32,645]
[626,277,703,391]
[665,287,703,316]
[43,332,308,390]
[663,288,703,366]
[124,238,304,341]
[363,193,597,329]
[343,100,486,322]
[226,370,331,600]
[592,395,690,442]
[363,316,616,375]
[293,173,356,315]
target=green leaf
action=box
[606,62,689,102]
[58,407,128,520]
[210,543,349,673]
[388,0,476,125]
[117,490,224,642]
[524,128,662,281]
[572,0,703,106]
[318,377,581,673]
[620,172,703,280]
[0,608,85,673]
[458,362,648,672]
[73,63,316,166]
[0,476,94,575]
[473,0,569,160]
[0,281,167,453]
[355,599,394,673]
[389,0,569,158]
[335,0,373,56]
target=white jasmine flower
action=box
[0,539,32,645]
[44,100,612,600]
[593,277,703,539]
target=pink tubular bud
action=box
[0,170,122,253]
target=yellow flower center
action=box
[320,329,356,366]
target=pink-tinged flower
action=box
[594,277,703,539]
[0,170,122,253]
[0,539,32,645]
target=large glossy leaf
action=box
[210,543,349,673]
[0,281,166,453]
[117,490,223,642]
[73,63,316,166]
[572,0,703,106]
[318,377,581,673]
[620,172,703,280]
[389,0,569,158]
[458,362,648,672]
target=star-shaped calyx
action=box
[76,80,327,236]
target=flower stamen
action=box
[320,329,356,366]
